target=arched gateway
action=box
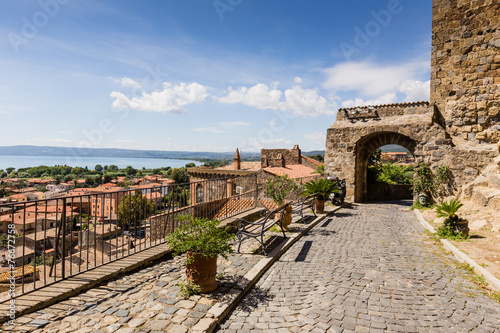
[325,102,449,203]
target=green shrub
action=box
[166,216,234,265]
[264,175,299,205]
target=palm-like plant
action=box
[436,198,464,222]
[302,178,340,200]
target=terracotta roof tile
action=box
[218,162,261,171]
[263,165,316,179]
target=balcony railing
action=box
[0,173,258,301]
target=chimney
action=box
[234,148,241,170]
[292,144,302,164]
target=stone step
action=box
[468,186,500,211]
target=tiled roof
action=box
[212,198,256,219]
[218,162,261,171]
[302,155,323,167]
[263,164,316,179]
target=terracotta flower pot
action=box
[185,252,217,293]
[453,220,469,237]
[315,199,325,214]
[275,205,292,231]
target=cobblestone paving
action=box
[3,245,262,332]
[217,202,500,332]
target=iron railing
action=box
[0,173,258,301]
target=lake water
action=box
[0,155,200,171]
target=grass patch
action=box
[436,223,469,241]
[455,262,500,304]
[178,279,201,298]
[410,202,436,211]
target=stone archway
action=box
[324,102,449,203]
[354,131,416,203]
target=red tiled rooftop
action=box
[263,164,317,179]
[218,162,261,171]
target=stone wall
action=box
[431,0,500,146]
[325,1,500,203]
[261,145,302,167]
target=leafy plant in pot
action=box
[412,163,435,206]
[166,215,235,293]
[264,175,299,230]
[436,198,469,239]
[302,178,340,213]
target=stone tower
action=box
[324,0,500,202]
[431,0,500,146]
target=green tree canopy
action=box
[171,168,190,184]
[117,190,155,229]
[94,164,103,172]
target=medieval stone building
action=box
[325,0,499,203]
[188,145,321,204]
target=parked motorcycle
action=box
[328,177,346,205]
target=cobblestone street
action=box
[217,202,500,332]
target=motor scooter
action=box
[327,177,346,205]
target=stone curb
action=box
[413,209,500,292]
[192,206,343,333]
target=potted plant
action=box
[412,163,435,206]
[264,175,299,230]
[302,178,339,213]
[412,163,453,206]
[166,215,235,293]
[436,198,469,238]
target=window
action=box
[196,184,204,203]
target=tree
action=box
[171,168,190,184]
[124,166,137,176]
[108,165,118,171]
[313,165,325,176]
[185,162,196,168]
[308,155,324,163]
[6,167,15,174]
[368,148,382,166]
[94,164,103,172]
[117,190,155,229]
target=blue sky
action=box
[0,0,432,153]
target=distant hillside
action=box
[380,144,409,153]
[0,145,323,161]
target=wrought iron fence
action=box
[0,173,258,301]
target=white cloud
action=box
[304,131,326,145]
[341,93,397,108]
[243,138,293,151]
[294,77,302,84]
[219,84,283,110]
[218,83,337,117]
[120,77,142,89]
[110,82,209,113]
[283,86,336,117]
[323,60,428,96]
[192,121,250,134]
[399,80,430,102]
[109,76,142,88]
